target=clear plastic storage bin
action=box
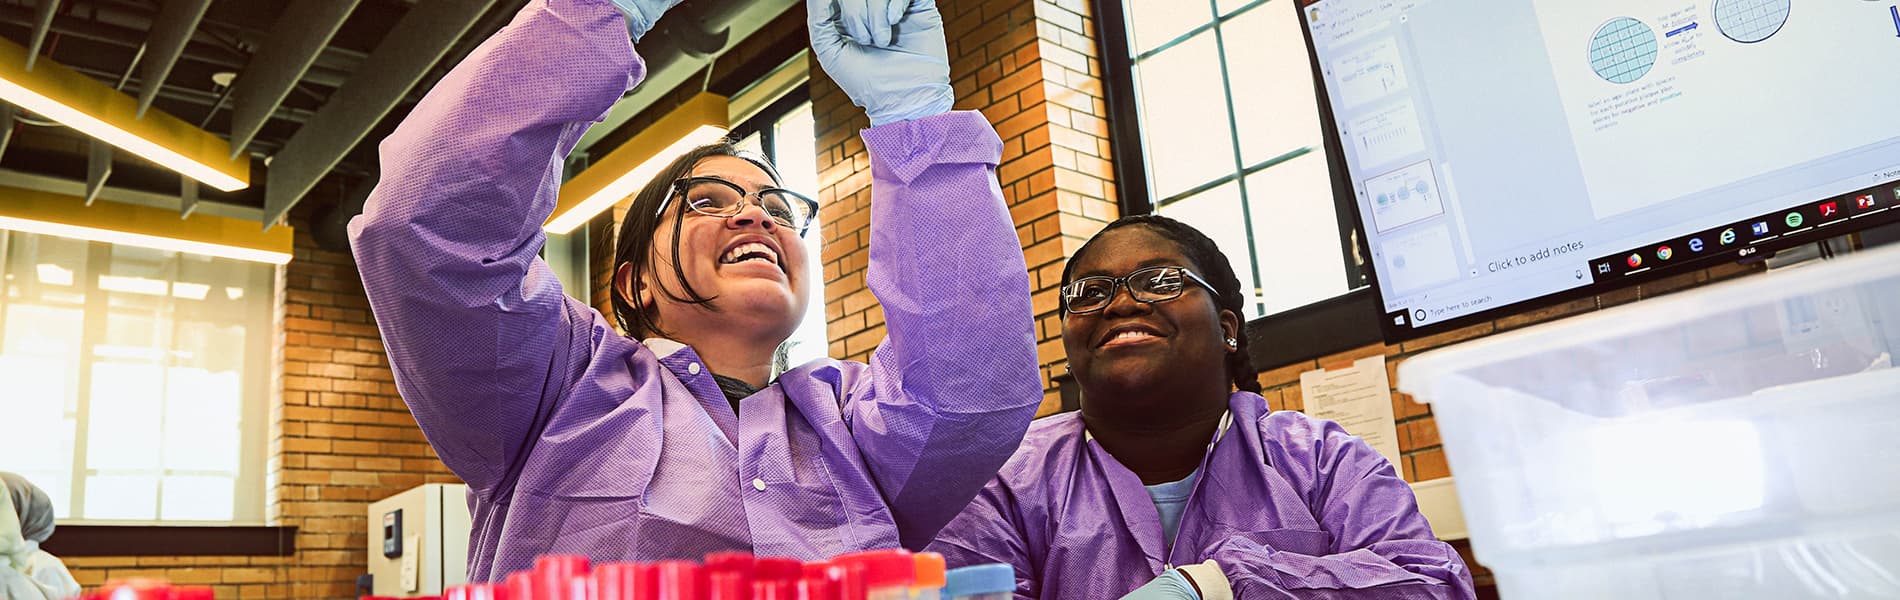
[1398,244,1900,599]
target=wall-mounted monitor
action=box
[1297,0,1900,339]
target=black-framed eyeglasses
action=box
[1061,266,1218,315]
[657,176,820,235]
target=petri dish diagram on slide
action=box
[1588,17,1659,84]
[1713,0,1790,43]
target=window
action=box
[0,229,273,524]
[731,90,827,369]
[1102,0,1368,318]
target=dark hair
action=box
[1059,214,1262,394]
[609,141,783,339]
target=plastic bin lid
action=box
[945,564,1014,596]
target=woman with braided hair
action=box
[928,215,1474,599]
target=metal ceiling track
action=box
[224,0,359,158]
[262,0,497,228]
[136,0,212,118]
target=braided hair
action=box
[1060,215,1263,394]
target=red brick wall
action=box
[815,0,1119,416]
[61,211,461,600]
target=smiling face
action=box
[614,155,810,345]
[1061,226,1240,410]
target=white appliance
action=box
[366,483,472,596]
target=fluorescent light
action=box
[99,274,168,296]
[0,79,247,192]
[545,124,729,233]
[546,92,731,234]
[36,263,73,286]
[172,282,210,300]
[0,216,291,265]
[0,37,249,192]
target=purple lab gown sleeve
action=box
[1206,416,1476,599]
[350,0,1039,579]
[347,0,639,494]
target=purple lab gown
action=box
[348,0,1039,583]
[929,392,1476,599]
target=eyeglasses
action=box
[1061,266,1218,315]
[657,176,820,235]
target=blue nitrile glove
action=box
[1119,569,1200,600]
[807,0,954,126]
[608,0,686,43]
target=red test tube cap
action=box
[444,583,512,600]
[507,571,538,600]
[793,575,833,600]
[911,553,946,590]
[592,562,654,600]
[651,561,704,600]
[100,578,169,600]
[753,557,803,584]
[830,550,913,590]
[752,579,796,600]
[707,571,749,600]
[167,587,215,600]
[535,555,592,600]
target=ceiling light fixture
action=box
[0,38,250,191]
[545,92,730,234]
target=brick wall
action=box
[814,0,1119,416]
[61,211,461,600]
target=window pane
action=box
[1225,2,1325,165]
[1158,183,1259,316]
[773,102,829,369]
[735,132,764,156]
[84,474,158,520]
[1245,153,1349,314]
[159,475,235,521]
[0,355,75,471]
[164,368,241,472]
[2,228,271,523]
[1135,32,1237,199]
[87,362,165,470]
[774,104,818,193]
[1218,0,1257,16]
[1127,0,1213,55]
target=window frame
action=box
[1094,0,1386,366]
[0,229,273,526]
[728,86,814,168]
[726,85,830,369]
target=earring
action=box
[1225,337,1237,349]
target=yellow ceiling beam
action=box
[0,36,250,192]
[0,185,290,264]
[546,92,730,234]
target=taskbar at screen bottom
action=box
[1381,178,1900,339]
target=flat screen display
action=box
[1297,0,1900,338]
